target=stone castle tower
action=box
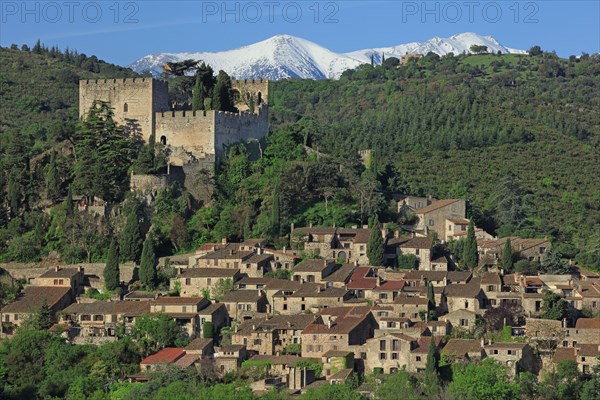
[79,77,269,164]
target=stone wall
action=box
[1,262,136,285]
[232,79,269,111]
[155,110,215,158]
[79,78,169,142]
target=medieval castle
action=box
[78,77,269,203]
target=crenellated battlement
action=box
[232,78,268,84]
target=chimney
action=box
[283,246,287,253]
[354,260,359,267]
[481,338,485,347]
[229,249,235,255]
[309,222,313,228]
[257,248,264,255]
[327,319,332,329]
[177,267,182,275]
[222,237,228,245]
[394,230,400,238]
[290,222,295,232]
[562,318,567,328]
[78,266,83,273]
[55,266,60,272]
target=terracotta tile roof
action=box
[394,296,429,305]
[154,296,206,305]
[346,267,378,290]
[442,339,482,356]
[1,286,71,313]
[553,347,576,363]
[431,256,448,264]
[218,344,245,353]
[480,272,502,285]
[263,248,301,259]
[403,271,447,281]
[302,306,372,335]
[264,279,303,291]
[173,353,199,368]
[412,336,443,354]
[326,266,356,283]
[179,268,239,278]
[197,303,226,315]
[444,277,482,298]
[244,253,274,264]
[195,243,224,253]
[503,274,519,285]
[141,348,185,365]
[523,277,544,287]
[577,344,600,356]
[372,280,405,291]
[446,271,472,283]
[575,318,600,329]
[447,218,470,224]
[293,259,334,273]
[416,199,462,215]
[39,267,81,279]
[185,338,213,351]
[62,300,150,316]
[221,290,264,303]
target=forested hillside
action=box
[0,44,599,271]
[267,51,600,266]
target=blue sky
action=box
[1,1,599,66]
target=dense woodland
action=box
[0,42,599,399]
[0,44,599,269]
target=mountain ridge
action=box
[129,32,526,80]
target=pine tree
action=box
[120,201,143,262]
[424,338,439,395]
[139,233,157,289]
[367,219,385,266]
[212,70,236,112]
[104,238,120,291]
[45,151,61,201]
[463,220,479,270]
[36,299,54,330]
[501,238,514,272]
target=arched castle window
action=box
[123,103,128,112]
[160,136,167,145]
[257,92,262,105]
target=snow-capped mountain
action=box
[129,32,525,80]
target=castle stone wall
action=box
[79,78,169,141]
[232,79,269,111]
[214,106,269,161]
[154,110,215,159]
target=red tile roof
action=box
[575,318,600,329]
[346,267,378,290]
[373,280,405,291]
[416,199,461,215]
[141,348,185,365]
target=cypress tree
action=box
[45,151,61,201]
[212,70,235,112]
[427,281,435,310]
[502,238,514,272]
[139,233,157,289]
[424,338,439,395]
[120,202,143,263]
[64,185,74,217]
[463,220,479,270]
[271,188,281,238]
[367,219,385,266]
[192,71,205,112]
[104,238,120,291]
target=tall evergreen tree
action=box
[212,70,236,112]
[501,238,514,272]
[424,338,439,395]
[192,70,205,112]
[427,281,435,310]
[120,201,143,262]
[271,188,281,238]
[367,219,385,266]
[45,151,61,201]
[36,299,54,330]
[104,238,120,291]
[463,220,479,270]
[139,233,157,289]
[64,185,74,217]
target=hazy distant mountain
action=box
[129,32,526,80]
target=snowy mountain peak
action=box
[129,33,526,80]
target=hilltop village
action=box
[2,193,599,395]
